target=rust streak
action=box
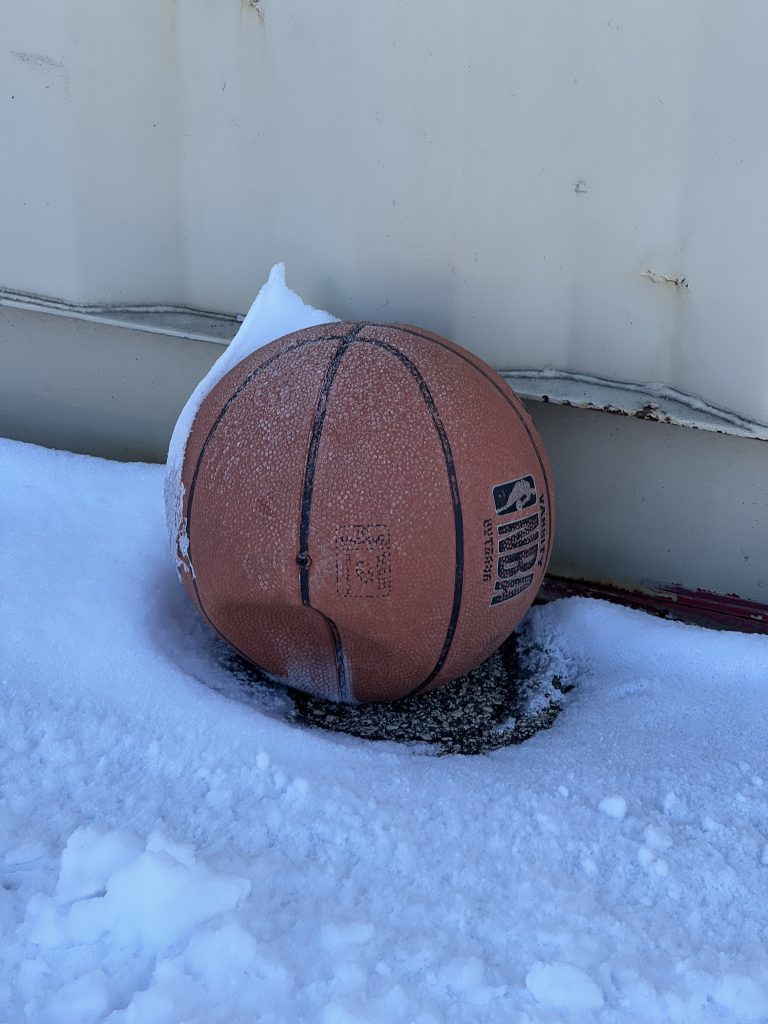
[539,574,768,634]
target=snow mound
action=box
[27,828,250,949]
[163,263,338,572]
[2,436,768,1021]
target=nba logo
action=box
[492,475,537,517]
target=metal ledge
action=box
[0,288,240,344]
[540,575,768,634]
[504,370,768,441]
[4,286,767,441]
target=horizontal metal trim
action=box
[505,370,768,441]
[3,286,766,440]
[0,287,241,344]
[541,574,768,634]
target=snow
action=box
[27,830,250,950]
[526,961,605,1012]
[598,796,627,820]
[2,415,768,1018]
[163,263,337,571]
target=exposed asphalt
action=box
[212,624,574,756]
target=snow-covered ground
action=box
[2,435,768,1024]
[2,268,767,1022]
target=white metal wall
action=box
[3,0,768,422]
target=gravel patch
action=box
[211,620,574,755]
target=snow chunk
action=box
[320,1001,369,1024]
[69,832,250,947]
[435,955,486,991]
[526,961,605,1011]
[103,964,200,1024]
[31,829,250,951]
[598,795,627,820]
[45,969,114,1024]
[580,854,599,877]
[663,791,688,818]
[183,920,288,986]
[56,827,143,904]
[17,958,50,1001]
[643,825,673,851]
[712,974,768,1020]
[638,846,655,868]
[164,263,338,573]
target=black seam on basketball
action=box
[297,326,364,607]
[296,323,367,700]
[184,333,346,677]
[357,336,465,698]
[323,614,349,703]
[364,323,555,570]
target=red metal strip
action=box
[539,575,768,634]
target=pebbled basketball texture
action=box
[174,322,555,703]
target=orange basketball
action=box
[173,322,555,703]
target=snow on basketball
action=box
[168,282,554,702]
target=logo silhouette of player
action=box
[494,476,536,515]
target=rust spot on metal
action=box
[244,0,265,19]
[642,269,689,289]
[576,401,678,426]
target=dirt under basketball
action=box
[172,322,555,703]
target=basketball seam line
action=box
[356,334,465,699]
[384,323,555,570]
[298,327,363,605]
[184,332,347,679]
[297,323,368,702]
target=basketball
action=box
[172,322,555,703]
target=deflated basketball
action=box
[173,322,555,703]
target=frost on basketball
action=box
[171,322,555,704]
